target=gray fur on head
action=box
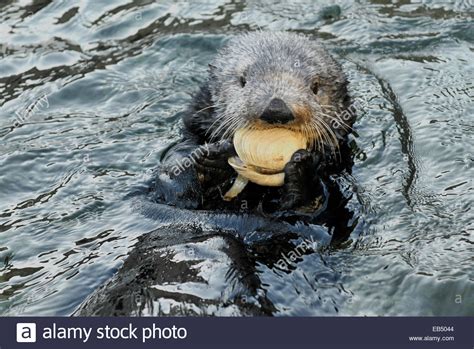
[206,31,350,154]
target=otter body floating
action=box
[224,128,307,200]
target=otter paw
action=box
[194,140,236,171]
[193,141,236,188]
[281,150,321,209]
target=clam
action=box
[223,127,307,200]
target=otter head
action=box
[207,32,350,155]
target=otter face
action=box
[208,32,350,154]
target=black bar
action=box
[1,317,472,349]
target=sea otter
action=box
[76,32,356,316]
[152,31,353,214]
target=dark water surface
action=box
[0,0,473,316]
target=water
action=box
[0,0,473,316]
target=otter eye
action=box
[311,82,319,95]
[239,76,246,87]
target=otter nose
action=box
[260,98,295,124]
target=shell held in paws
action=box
[233,127,308,172]
[224,127,308,200]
